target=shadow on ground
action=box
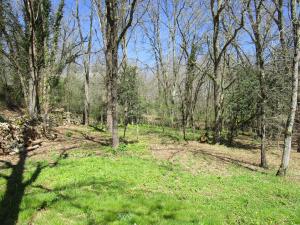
[224,139,258,151]
[0,149,68,225]
[191,149,264,173]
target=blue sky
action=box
[53,0,154,68]
[51,0,291,71]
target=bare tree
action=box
[142,0,174,126]
[245,0,275,168]
[209,0,244,143]
[76,0,93,126]
[277,0,300,176]
[176,3,208,139]
[94,0,137,148]
[271,0,287,54]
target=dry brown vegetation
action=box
[151,141,300,181]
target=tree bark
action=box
[213,67,223,144]
[42,69,50,132]
[258,62,268,168]
[123,104,128,138]
[205,81,211,139]
[84,65,90,126]
[28,45,39,119]
[111,41,119,148]
[106,76,113,132]
[84,6,93,126]
[105,0,119,148]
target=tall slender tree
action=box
[277,0,300,176]
[244,0,274,168]
[76,0,93,126]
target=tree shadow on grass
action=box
[89,125,105,133]
[0,149,68,225]
[143,129,181,142]
[119,137,139,144]
[81,133,111,146]
[62,127,111,146]
[223,139,258,151]
[192,149,266,173]
[161,133,181,142]
[30,182,185,225]
[29,180,129,224]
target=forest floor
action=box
[0,123,300,224]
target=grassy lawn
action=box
[0,125,300,225]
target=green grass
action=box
[123,124,200,143]
[0,125,300,224]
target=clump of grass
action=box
[65,131,73,137]
[117,143,127,152]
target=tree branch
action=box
[117,0,137,46]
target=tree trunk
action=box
[297,110,300,152]
[106,76,113,132]
[76,0,92,126]
[277,0,299,176]
[111,47,119,148]
[205,81,211,138]
[105,0,119,148]
[123,104,128,138]
[258,61,268,168]
[18,72,29,108]
[181,100,187,140]
[42,70,50,133]
[26,0,40,119]
[28,73,39,119]
[83,56,91,126]
[84,70,90,125]
[84,6,93,126]
[213,68,223,144]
